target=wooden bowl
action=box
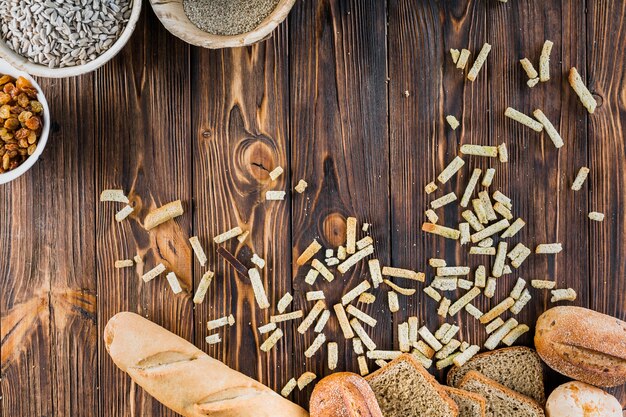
[150,0,296,48]
[0,0,142,78]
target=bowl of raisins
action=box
[0,59,49,184]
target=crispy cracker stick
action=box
[437,156,465,184]
[493,202,513,220]
[383,279,416,296]
[142,263,166,283]
[207,314,235,331]
[327,342,338,370]
[368,259,384,288]
[412,351,433,369]
[423,286,442,302]
[568,67,597,113]
[424,181,438,194]
[281,378,297,397]
[479,191,497,221]
[353,338,364,355]
[492,241,508,277]
[520,58,538,79]
[388,291,400,313]
[492,190,512,209]
[532,279,556,289]
[304,269,320,285]
[418,326,443,351]
[425,209,439,224]
[539,40,554,82]
[408,316,419,343]
[205,334,222,345]
[334,303,354,339]
[535,243,562,254]
[458,278,473,290]
[193,270,214,304]
[472,199,489,224]
[258,323,277,334]
[460,168,483,207]
[337,245,374,274]
[465,304,483,319]
[346,305,377,327]
[527,78,540,87]
[478,237,494,247]
[100,189,129,203]
[399,322,411,352]
[306,290,325,301]
[438,298,451,317]
[502,324,530,346]
[431,192,457,209]
[460,222,470,245]
[304,333,326,358]
[437,266,470,276]
[166,272,183,294]
[485,317,504,334]
[367,350,403,361]
[470,219,510,243]
[435,339,461,360]
[297,372,316,389]
[189,236,208,266]
[337,246,347,260]
[484,318,519,350]
[510,247,531,269]
[431,278,458,291]
[237,230,249,243]
[133,254,142,264]
[504,107,544,132]
[422,223,461,240]
[115,259,134,268]
[434,323,452,340]
[356,236,374,250]
[484,277,497,298]
[312,259,335,282]
[382,266,424,282]
[429,258,446,267]
[533,109,564,148]
[462,210,485,231]
[294,179,308,194]
[456,49,471,69]
[269,166,284,181]
[510,278,527,300]
[589,211,605,222]
[357,356,369,376]
[482,168,496,187]
[414,340,435,359]
[350,318,377,351]
[467,43,492,81]
[358,292,376,304]
[551,288,577,302]
[446,115,460,130]
[265,190,286,200]
[346,216,357,254]
[453,345,480,367]
[510,288,532,314]
[277,292,293,313]
[470,247,496,255]
[144,200,183,230]
[501,218,525,238]
[342,280,372,305]
[251,254,266,269]
[296,239,322,265]
[480,297,515,324]
[298,300,326,333]
[248,268,270,309]
[475,265,486,287]
[214,226,243,244]
[115,205,134,222]
[314,310,331,333]
[571,166,590,191]
[448,287,482,316]
[362,223,370,232]
[498,143,509,163]
[450,48,460,64]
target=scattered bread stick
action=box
[448,287,482,316]
[237,230,249,243]
[353,338,364,355]
[460,168,483,207]
[446,115,460,130]
[115,205,134,222]
[519,58,538,79]
[297,371,316,390]
[480,297,515,324]
[166,272,182,294]
[460,223,470,245]
[115,259,133,268]
[357,356,369,376]
[382,266,424,282]
[425,209,439,224]
[510,278,527,300]
[265,190,286,200]
[450,48,460,64]
[312,259,335,282]
[334,303,354,339]
[423,286,442,302]
[510,289,532,314]
[470,247,496,255]
[539,40,554,82]
[589,211,605,222]
[465,304,483,319]
[358,292,376,304]
[527,78,540,87]
[472,199,489,224]
[535,243,563,254]
[337,245,374,274]
[248,268,270,309]
[498,143,509,163]
[346,305,377,327]
[306,290,325,302]
[297,239,322,265]
[479,191,497,221]
[294,179,308,194]
[501,218,526,238]
[437,266,470,276]
[467,43,492,81]
[142,263,166,283]
[271,310,304,323]
[418,326,443,351]
[471,219,510,243]
[484,277,497,298]
[531,279,556,289]
[510,246,531,269]
[144,200,183,230]
[258,323,277,334]
[571,166,590,191]
[429,258,447,267]
[431,277,458,292]
[533,109,564,148]
[437,156,465,184]
[453,345,480,367]
[346,217,357,254]
[314,310,331,333]
[281,378,298,397]
[438,297,451,317]
[457,279,473,289]
[481,168,496,187]
[504,107,544,132]
[342,281,372,305]
[375,359,389,368]
[399,322,410,352]
[214,226,243,244]
[269,166,283,181]
[188,236,208,266]
[422,223,461,240]
[304,269,320,285]
[207,314,235,331]
[492,190,512,206]
[551,288,577,302]
[474,265,486,287]
[327,342,338,370]
[384,279,417,296]
[100,189,129,203]
[304,333,326,358]
[485,317,505,334]
[456,49,471,70]
[412,351,434,369]
[298,300,326,333]
[408,316,418,343]
[251,253,265,269]
[435,339,461,360]
[337,246,347,260]
[436,352,460,370]
[484,318,519,350]
[431,192,457,209]
[493,202,513,220]
[425,181,438,194]
[205,334,222,345]
[356,236,374,251]
[350,318,377,351]
[440,325,460,344]
[367,350,403,361]
[462,210,485,231]
[193,270,214,304]
[568,67,597,113]
[362,223,370,232]
[368,259,384,288]
[277,292,293,313]
[388,291,400,313]
[133,254,142,264]
[414,340,435,359]
[502,324,530,346]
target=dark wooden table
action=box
[1,1,625,415]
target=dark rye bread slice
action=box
[458,371,545,417]
[443,386,486,417]
[446,346,545,404]
[365,354,458,417]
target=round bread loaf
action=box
[546,381,622,417]
[535,306,626,387]
[309,372,383,417]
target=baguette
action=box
[104,312,309,417]
[309,372,383,417]
[535,306,626,387]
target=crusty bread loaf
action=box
[546,381,622,417]
[443,387,486,417]
[446,346,545,404]
[535,306,626,387]
[365,354,458,417]
[104,312,309,417]
[310,372,383,417]
[458,371,545,417]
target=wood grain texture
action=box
[289,0,389,407]
[95,7,193,417]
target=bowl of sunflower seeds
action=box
[0,0,142,78]
[0,59,49,184]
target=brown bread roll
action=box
[309,372,383,417]
[104,312,309,417]
[534,306,626,387]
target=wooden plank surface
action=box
[0,1,625,415]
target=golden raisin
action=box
[0,105,10,119]
[18,111,32,123]
[4,118,19,130]
[0,75,14,86]
[0,92,10,105]
[18,138,28,148]
[5,143,18,151]
[15,77,32,90]
[25,116,40,130]
[17,93,29,108]
[2,153,9,170]
[1,131,14,142]
[27,130,37,144]
[27,143,36,155]
[29,100,43,113]
[14,128,28,141]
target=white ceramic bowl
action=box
[0,59,50,184]
[0,0,142,78]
